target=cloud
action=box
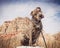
[0,2,60,35]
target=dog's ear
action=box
[30,11,33,16]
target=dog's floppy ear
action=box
[30,11,33,16]
[30,11,37,16]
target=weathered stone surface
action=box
[0,17,33,48]
[0,17,33,34]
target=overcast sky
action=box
[0,0,60,35]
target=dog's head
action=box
[31,7,44,21]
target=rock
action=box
[0,17,34,48]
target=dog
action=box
[30,7,44,44]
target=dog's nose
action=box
[41,14,44,18]
[38,12,44,18]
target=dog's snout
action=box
[40,14,44,18]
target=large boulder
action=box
[0,17,33,34]
[0,17,34,48]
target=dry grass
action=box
[35,32,60,48]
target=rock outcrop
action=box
[0,17,34,48]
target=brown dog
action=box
[30,7,44,45]
[31,7,44,21]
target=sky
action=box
[0,0,60,35]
